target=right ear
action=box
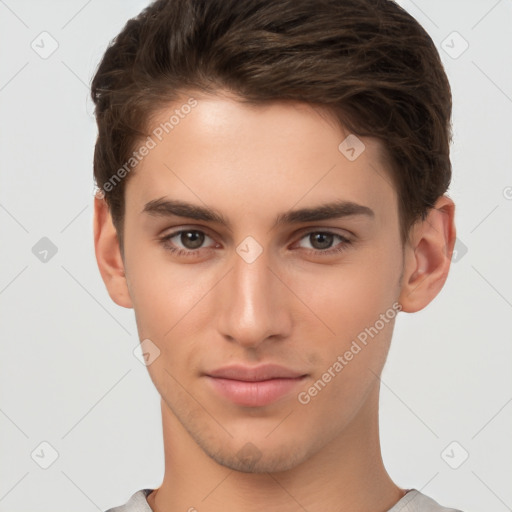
[93,194,133,309]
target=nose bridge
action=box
[217,241,290,346]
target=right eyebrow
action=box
[142,197,228,224]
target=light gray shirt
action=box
[104,488,464,511]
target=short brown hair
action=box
[91,0,452,246]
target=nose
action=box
[216,244,293,349]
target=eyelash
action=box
[159,229,353,258]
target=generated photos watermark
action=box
[95,97,198,198]
[297,301,402,405]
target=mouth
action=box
[204,364,308,407]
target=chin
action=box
[199,437,311,474]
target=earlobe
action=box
[398,196,456,313]
[93,195,133,309]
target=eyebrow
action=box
[142,197,375,231]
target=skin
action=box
[94,90,456,512]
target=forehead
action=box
[125,93,397,228]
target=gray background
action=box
[1,0,511,510]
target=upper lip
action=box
[206,364,307,382]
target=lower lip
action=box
[205,376,306,407]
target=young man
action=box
[91,0,462,510]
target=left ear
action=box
[398,195,456,313]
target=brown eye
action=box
[179,230,205,249]
[308,232,335,250]
[160,229,216,256]
[296,231,352,256]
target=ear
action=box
[398,195,456,313]
[93,194,133,309]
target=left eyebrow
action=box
[272,200,375,229]
[142,197,375,231]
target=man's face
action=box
[120,92,404,472]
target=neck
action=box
[148,385,405,512]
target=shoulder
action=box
[104,489,154,512]
[388,489,464,512]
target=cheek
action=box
[295,272,398,423]
[125,253,206,389]
[290,241,402,404]
[124,245,182,346]
[295,249,401,341]
[125,245,220,356]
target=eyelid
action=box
[160,225,352,244]
[292,230,352,251]
[161,227,219,248]
[160,226,354,257]
[293,225,353,237]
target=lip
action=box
[207,364,306,381]
[205,364,308,407]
